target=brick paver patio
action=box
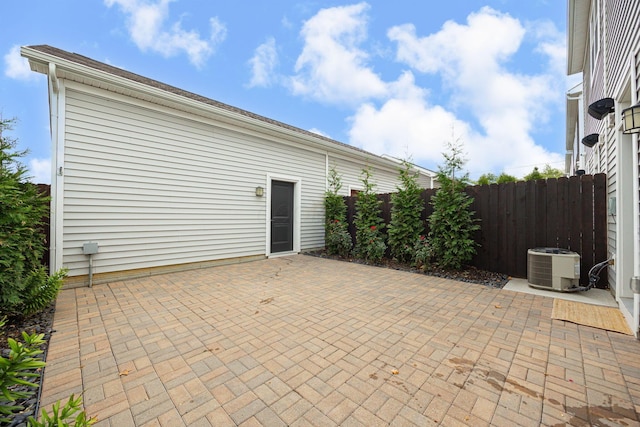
[40,255,640,426]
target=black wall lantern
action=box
[588,97,615,120]
[581,133,599,147]
[622,103,640,134]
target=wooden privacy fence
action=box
[345,173,608,287]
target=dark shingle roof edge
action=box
[25,44,382,159]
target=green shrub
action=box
[413,235,432,271]
[21,269,67,316]
[0,117,64,316]
[356,225,386,263]
[353,168,386,263]
[325,220,352,258]
[428,141,480,270]
[387,161,424,263]
[324,168,347,224]
[324,168,352,257]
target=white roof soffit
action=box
[566,98,579,150]
[21,45,409,172]
[565,82,583,151]
[567,0,590,75]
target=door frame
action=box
[266,174,301,257]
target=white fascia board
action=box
[21,46,404,174]
[567,0,590,75]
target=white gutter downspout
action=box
[47,63,64,273]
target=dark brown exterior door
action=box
[271,180,294,253]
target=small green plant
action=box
[325,220,353,258]
[353,168,386,263]
[413,235,432,271]
[20,269,67,316]
[28,394,96,427]
[428,139,480,270]
[324,168,352,257]
[0,319,46,423]
[0,317,94,426]
[356,225,386,263]
[387,160,424,263]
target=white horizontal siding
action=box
[329,155,408,195]
[62,86,326,277]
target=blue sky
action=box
[2,1,574,184]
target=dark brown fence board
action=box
[502,182,514,271]
[568,176,582,253]
[545,178,559,248]
[379,193,392,225]
[534,179,548,248]
[467,186,486,268]
[524,180,537,255]
[514,181,527,278]
[579,175,595,283]
[346,196,357,244]
[557,177,570,249]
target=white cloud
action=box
[209,17,227,45]
[4,45,35,81]
[29,158,51,184]
[349,71,473,166]
[104,0,226,68]
[248,37,278,88]
[528,19,568,79]
[385,6,565,176]
[289,2,387,105]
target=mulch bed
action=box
[304,250,510,289]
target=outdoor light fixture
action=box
[255,186,264,197]
[588,97,615,120]
[622,103,640,134]
[581,133,599,147]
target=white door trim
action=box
[266,174,301,257]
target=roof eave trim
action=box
[21,46,410,171]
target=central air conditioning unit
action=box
[527,248,581,292]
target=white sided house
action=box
[566,0,640,337]
[22,45,436,287]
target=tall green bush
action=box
[428,141,480,270]
[0,118,64,316]
[353,168,386,263]
[324,168,352,257]
[387,161,424,263]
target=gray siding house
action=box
[22,45,436,287]
[566,0,640,336]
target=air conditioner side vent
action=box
[528,252,553,288]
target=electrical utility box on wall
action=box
[83,242,99,255]
[527,248,581,292]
